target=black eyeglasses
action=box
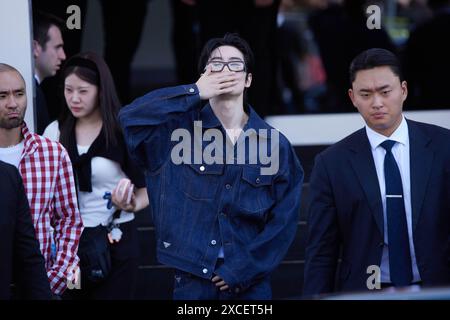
[207,60,246,72]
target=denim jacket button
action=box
[210,240,217,246]
[189,88,195,93]
[225,184,232,190]
[255,177,260,184]
[202,268,208,274]
[200,165,205,172]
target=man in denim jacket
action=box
[119,33,303,299]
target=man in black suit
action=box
[303,48,450,297]
[32,12,66,134]
[0,161,52,299]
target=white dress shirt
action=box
[365,116,421,283]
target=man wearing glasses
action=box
[119,33,303,299]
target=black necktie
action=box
[380,140,413,286]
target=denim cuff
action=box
[214,263,250,294]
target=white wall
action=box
[0,0,35,132]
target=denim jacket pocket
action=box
[238,166,275,213]
[179,163,224,200]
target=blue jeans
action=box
[173,270,272,300]
[173,260,272,300]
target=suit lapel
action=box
[408,120,434,231]
[348,129,384,236]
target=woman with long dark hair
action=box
[43,52,149,299]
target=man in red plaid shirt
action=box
[0,64,83,296]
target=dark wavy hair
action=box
[58,52,121,149]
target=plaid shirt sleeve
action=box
[48,146,83,295]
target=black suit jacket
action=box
[0,161,52,300]
[35,78,50,135]
[303,119,450,296]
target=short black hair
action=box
[197,33,254,76]
[32,11,65,49]
[349,48,403,84]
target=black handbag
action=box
[78,225,111,283]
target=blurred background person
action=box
[100,0,150,103]
[308,0,396,113]
[403,0,450,109]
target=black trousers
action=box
[64,219,139,300]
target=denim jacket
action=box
[119,84,303,292]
